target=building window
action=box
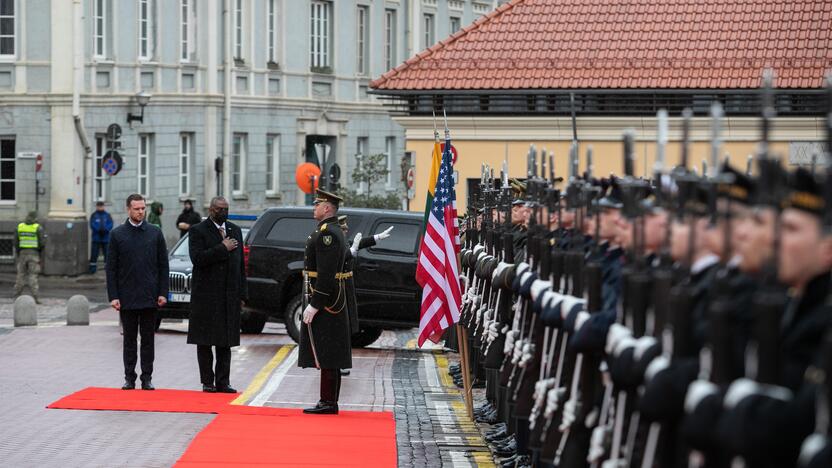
[356,5,369,76]
[384,9,396,71]
[0,138,14,202]
[232,133,246,194]
[423,13,434,49]
[385,137,395,187]
[265,134,279,193]
[267,0,278,64]
[138,0,155,60]
[234,0,244,60]
[0,0,14,58]
[93,0,107,58]
[179,133,192,196]
[310,1,332,70]
[356,137,368,194]
[450,16,461,34]
[138,134,152,196]
[180,0,195,62]
[94,136,108,201]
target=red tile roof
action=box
[371,0,832,92]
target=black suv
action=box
[245,207,423,347]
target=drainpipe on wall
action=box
[222,0,232,197]
[72,0,92,214]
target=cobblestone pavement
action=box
[0,295,492,467]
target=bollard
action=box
[13,295,37,327]
[66,295,90,326]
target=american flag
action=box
[415,136,461,347]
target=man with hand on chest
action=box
[187,196,247,393]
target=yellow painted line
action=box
[231,344,294,405]
[433,350,458,391]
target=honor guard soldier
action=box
[300,189,351,415]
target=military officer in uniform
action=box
[300,190,351,415]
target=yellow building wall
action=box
[407,139,792,213]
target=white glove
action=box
[302,304,319,324]
[723,378,792,410]
[350,232,363,256]
[605,324,633,356]
[684,380,719,414]
[375,226,394,241]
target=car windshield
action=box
[172,228,249,257]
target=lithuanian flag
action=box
[422,141,443,229]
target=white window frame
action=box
[94,136,108,202]
[309,1,332,70]
[450,16,461,35]
[356,5,369,76]
[385,137,395,188]
[93,0,107,59]
[267,0,278,64]
[0,137,15,203]
[384,9,396,71]
[231,133,246,195]
[356,137,368,194]
[265,134,280,194]
[179,133,192,196]
[180,0,195,63]
[233,0,244,60]
[423,13,435,49]
[0,0,15,59]
[138,134,151,196]
[138,0,154,61]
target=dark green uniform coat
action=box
[187,219,247,347]
[299,217,351,369]
[343,236,376,335]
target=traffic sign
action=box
[35,153,43,172]
[102,150,123,176]
[107,123,122,141]
[406,168,415,189]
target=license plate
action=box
[169,293,191,303]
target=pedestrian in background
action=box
[88,201,113,273]
[147,201,164,229]
[176,199,202,239]
[14,210,45,304]
[107,193,169,391]
[187,196,247,393]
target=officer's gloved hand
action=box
[350,233,363,256]
[681,380,724,452]
[375,226,394,241]
[302,305,319,324]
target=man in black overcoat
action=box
[187,196,247,393]
[299,190,351,415]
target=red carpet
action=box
[47,387,238,413]
[174,408,397,467]
[48,388,397,466]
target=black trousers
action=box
[197,345,231,388]
[320,368,342,404]
[121,309,155,383]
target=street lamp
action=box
[127,91,152,126]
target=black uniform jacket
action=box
[298,217,351,369]
[343,236,376,335]
[187,219,247,347]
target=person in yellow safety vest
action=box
[15,211,45,304]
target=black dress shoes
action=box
[216,386,237,394]
[339,369,351,376]
[141,381,155,391]
[122,380,135,390]
[303,401,339,415]
[202,385,217,393]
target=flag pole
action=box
[445,109,475,420]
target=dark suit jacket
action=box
[106,220,168,310]
[187,219,247,347]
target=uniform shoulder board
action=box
[321,223,328,231]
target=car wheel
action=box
[284,294,303,344]
[241,310,267,334]
[351,327,383,348]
